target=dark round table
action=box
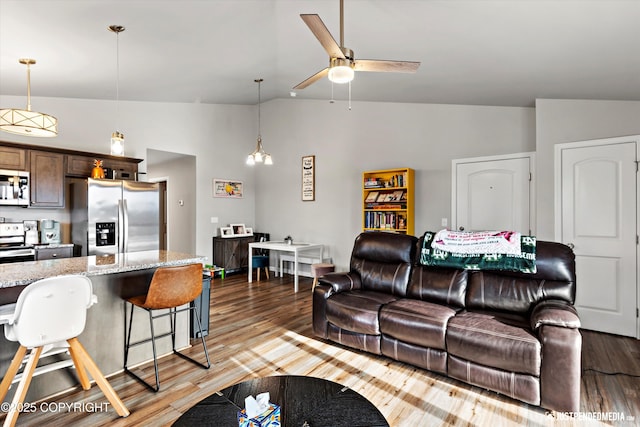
[173,375,389,427]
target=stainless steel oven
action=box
[0,222,35,263]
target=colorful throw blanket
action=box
[420,230,537,273]
[432,229,522,255]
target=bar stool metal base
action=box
[123,302,210,392]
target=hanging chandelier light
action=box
[246,78,272,166]
[109,25,125,156]
[0,58,58,137]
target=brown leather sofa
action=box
[312,231,581,412]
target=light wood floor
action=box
[2,273,639,426]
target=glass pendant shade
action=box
[109,25,125,156]
[328,65,354,84]
[0,59,58,137]
[247,78,272,165]
[110,131,124,155]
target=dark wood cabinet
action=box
[29,150,65,208]
[66,154,138,180]
[65,154,95,177]
[35,246,73,260]
[0,146,27,170]
[213,236,254,273]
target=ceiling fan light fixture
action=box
[328,64,354,84]
[0,58,58,137]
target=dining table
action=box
[248,241,324,292]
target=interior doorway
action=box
[555,136,639,338]
[146,150,197,254]
[452,152,534,234]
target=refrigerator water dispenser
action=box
[96,222,116,247]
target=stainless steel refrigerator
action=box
[71,178,160,256]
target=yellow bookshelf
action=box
[362,168,414,235]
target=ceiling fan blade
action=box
[293,68,329,90]
[301,14,345,59]
[354,60,421,73]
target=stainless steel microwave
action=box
[0,169,29,206]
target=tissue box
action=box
[237,403,281,427]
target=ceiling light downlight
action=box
[0,58,58,137]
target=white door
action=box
[555,137,638,338]
[453,153,533,234]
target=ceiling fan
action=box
[293,0,421,90]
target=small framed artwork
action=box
[302,155,315,201]
[231,223,246,235]
[245,227,254,236]
[213,179,243,198]
[220,227,234,238]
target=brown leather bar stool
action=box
[311,262,335,289]
[123,263,210,392]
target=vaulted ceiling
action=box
[1,0,639,107]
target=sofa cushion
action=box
[408,265,467,308]
[380,299,458,350]
[446,311,541,376]
[350,232,417,296]
[325,291,397,335]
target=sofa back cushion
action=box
[465,241,576,314]
[350,232,418,296]
[408,265,468,308]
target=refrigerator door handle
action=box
[122,199,129,253]
[118,199,125,253]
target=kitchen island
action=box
[0,250,206,403]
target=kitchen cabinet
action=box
[35,246,73,260]
[29,150,65,208]
[0,146,27,170]
[213,236,254,273]
[66,154,138,180]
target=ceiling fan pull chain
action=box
[330,81,335,104]
[348,80,352,110]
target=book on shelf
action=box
[365,191,379,203]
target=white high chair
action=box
[0,275,129,427]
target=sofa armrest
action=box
[318,272,362,293]
[530,300,581,331]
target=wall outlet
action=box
[210,216,218,224]
[441,218,448,227]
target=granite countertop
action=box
[0,250,207,288]
[33,243,75,249]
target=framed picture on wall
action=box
[213,179,243,198]
[302,155,315,201]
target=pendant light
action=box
[246,78,273,166]
[0,59,58,137]
[109,25,125,156]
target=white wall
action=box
[1,94,539,269]
[535,99,640,240]
[0,94,258,263]
[256,99,536,270]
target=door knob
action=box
[459,226,465,231]
[567,243,575,250]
